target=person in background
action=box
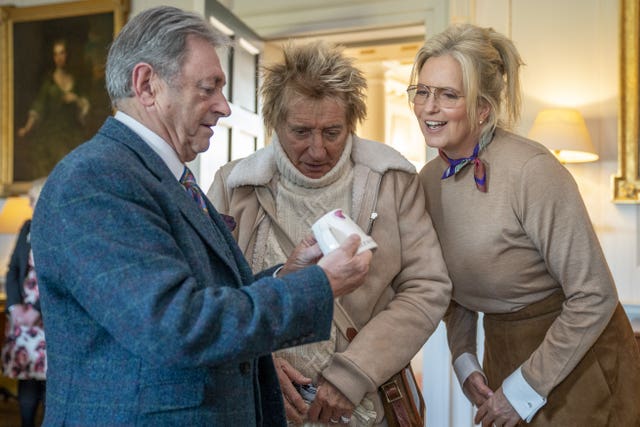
[208,41,451,426]
[29,7,371,426]
[410,23,640,426]
[3,177,48,427]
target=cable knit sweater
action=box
[261,136,353,271]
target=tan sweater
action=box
[419,128,618,396]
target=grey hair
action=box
[260,41,367,135]
[410,24,524,135]
[106,6,229,106]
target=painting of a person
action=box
[82,17,113,136]
[16,39,89,179]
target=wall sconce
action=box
[0,196,32,234]
[528,108,599,163]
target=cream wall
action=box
[512,0,640,303]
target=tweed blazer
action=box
[30,117,334,426]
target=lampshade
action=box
[0,196,32,234]
[528,108,599,163]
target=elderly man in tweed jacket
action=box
[30,6,371,426]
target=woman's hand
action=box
[463,371,494,406]
[307,376,354,424]
[474,387,521,427]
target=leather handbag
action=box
[379,364,425,427]
[333,301,426,427]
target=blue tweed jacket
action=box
[31,117,333,426]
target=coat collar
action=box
[226,134,416,189]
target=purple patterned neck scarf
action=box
[439,131,493,192]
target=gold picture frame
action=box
[0,0,129,196]
[613,0,640,202]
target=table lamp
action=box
[0,196,32,234]
[528,108,599,163]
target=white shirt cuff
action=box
[272,265,284,278]
[453,352,485,389]
[502,367,546,422]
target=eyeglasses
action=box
[406,84,464,108]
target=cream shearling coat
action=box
[208,135,452,421]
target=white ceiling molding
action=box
[270,25,425,46]
[230,0,439,40]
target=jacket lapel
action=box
[100,118,249,285]
[174,184,249,285]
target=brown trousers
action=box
[483,291,640,426]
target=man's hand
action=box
[279,235,323,276]
[273,356,312,425]
[474,387,521,427]
[307,376,354,424]
[318,234,372,297]
[463,371,494,406]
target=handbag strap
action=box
[334,300,359,342]
[333,172,381,342]
[255,186,296,255]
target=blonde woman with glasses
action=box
[411,23,640,427]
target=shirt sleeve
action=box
[502,366,547,422]
[452,352,485,389]
[443,300,479,361]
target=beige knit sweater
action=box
[419,127,618,396]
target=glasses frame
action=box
[406,84,465,108]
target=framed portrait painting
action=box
[613,0,640,202]
[0,0,129,195]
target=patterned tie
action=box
[179,166,237,231]
[180,167,209,213]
